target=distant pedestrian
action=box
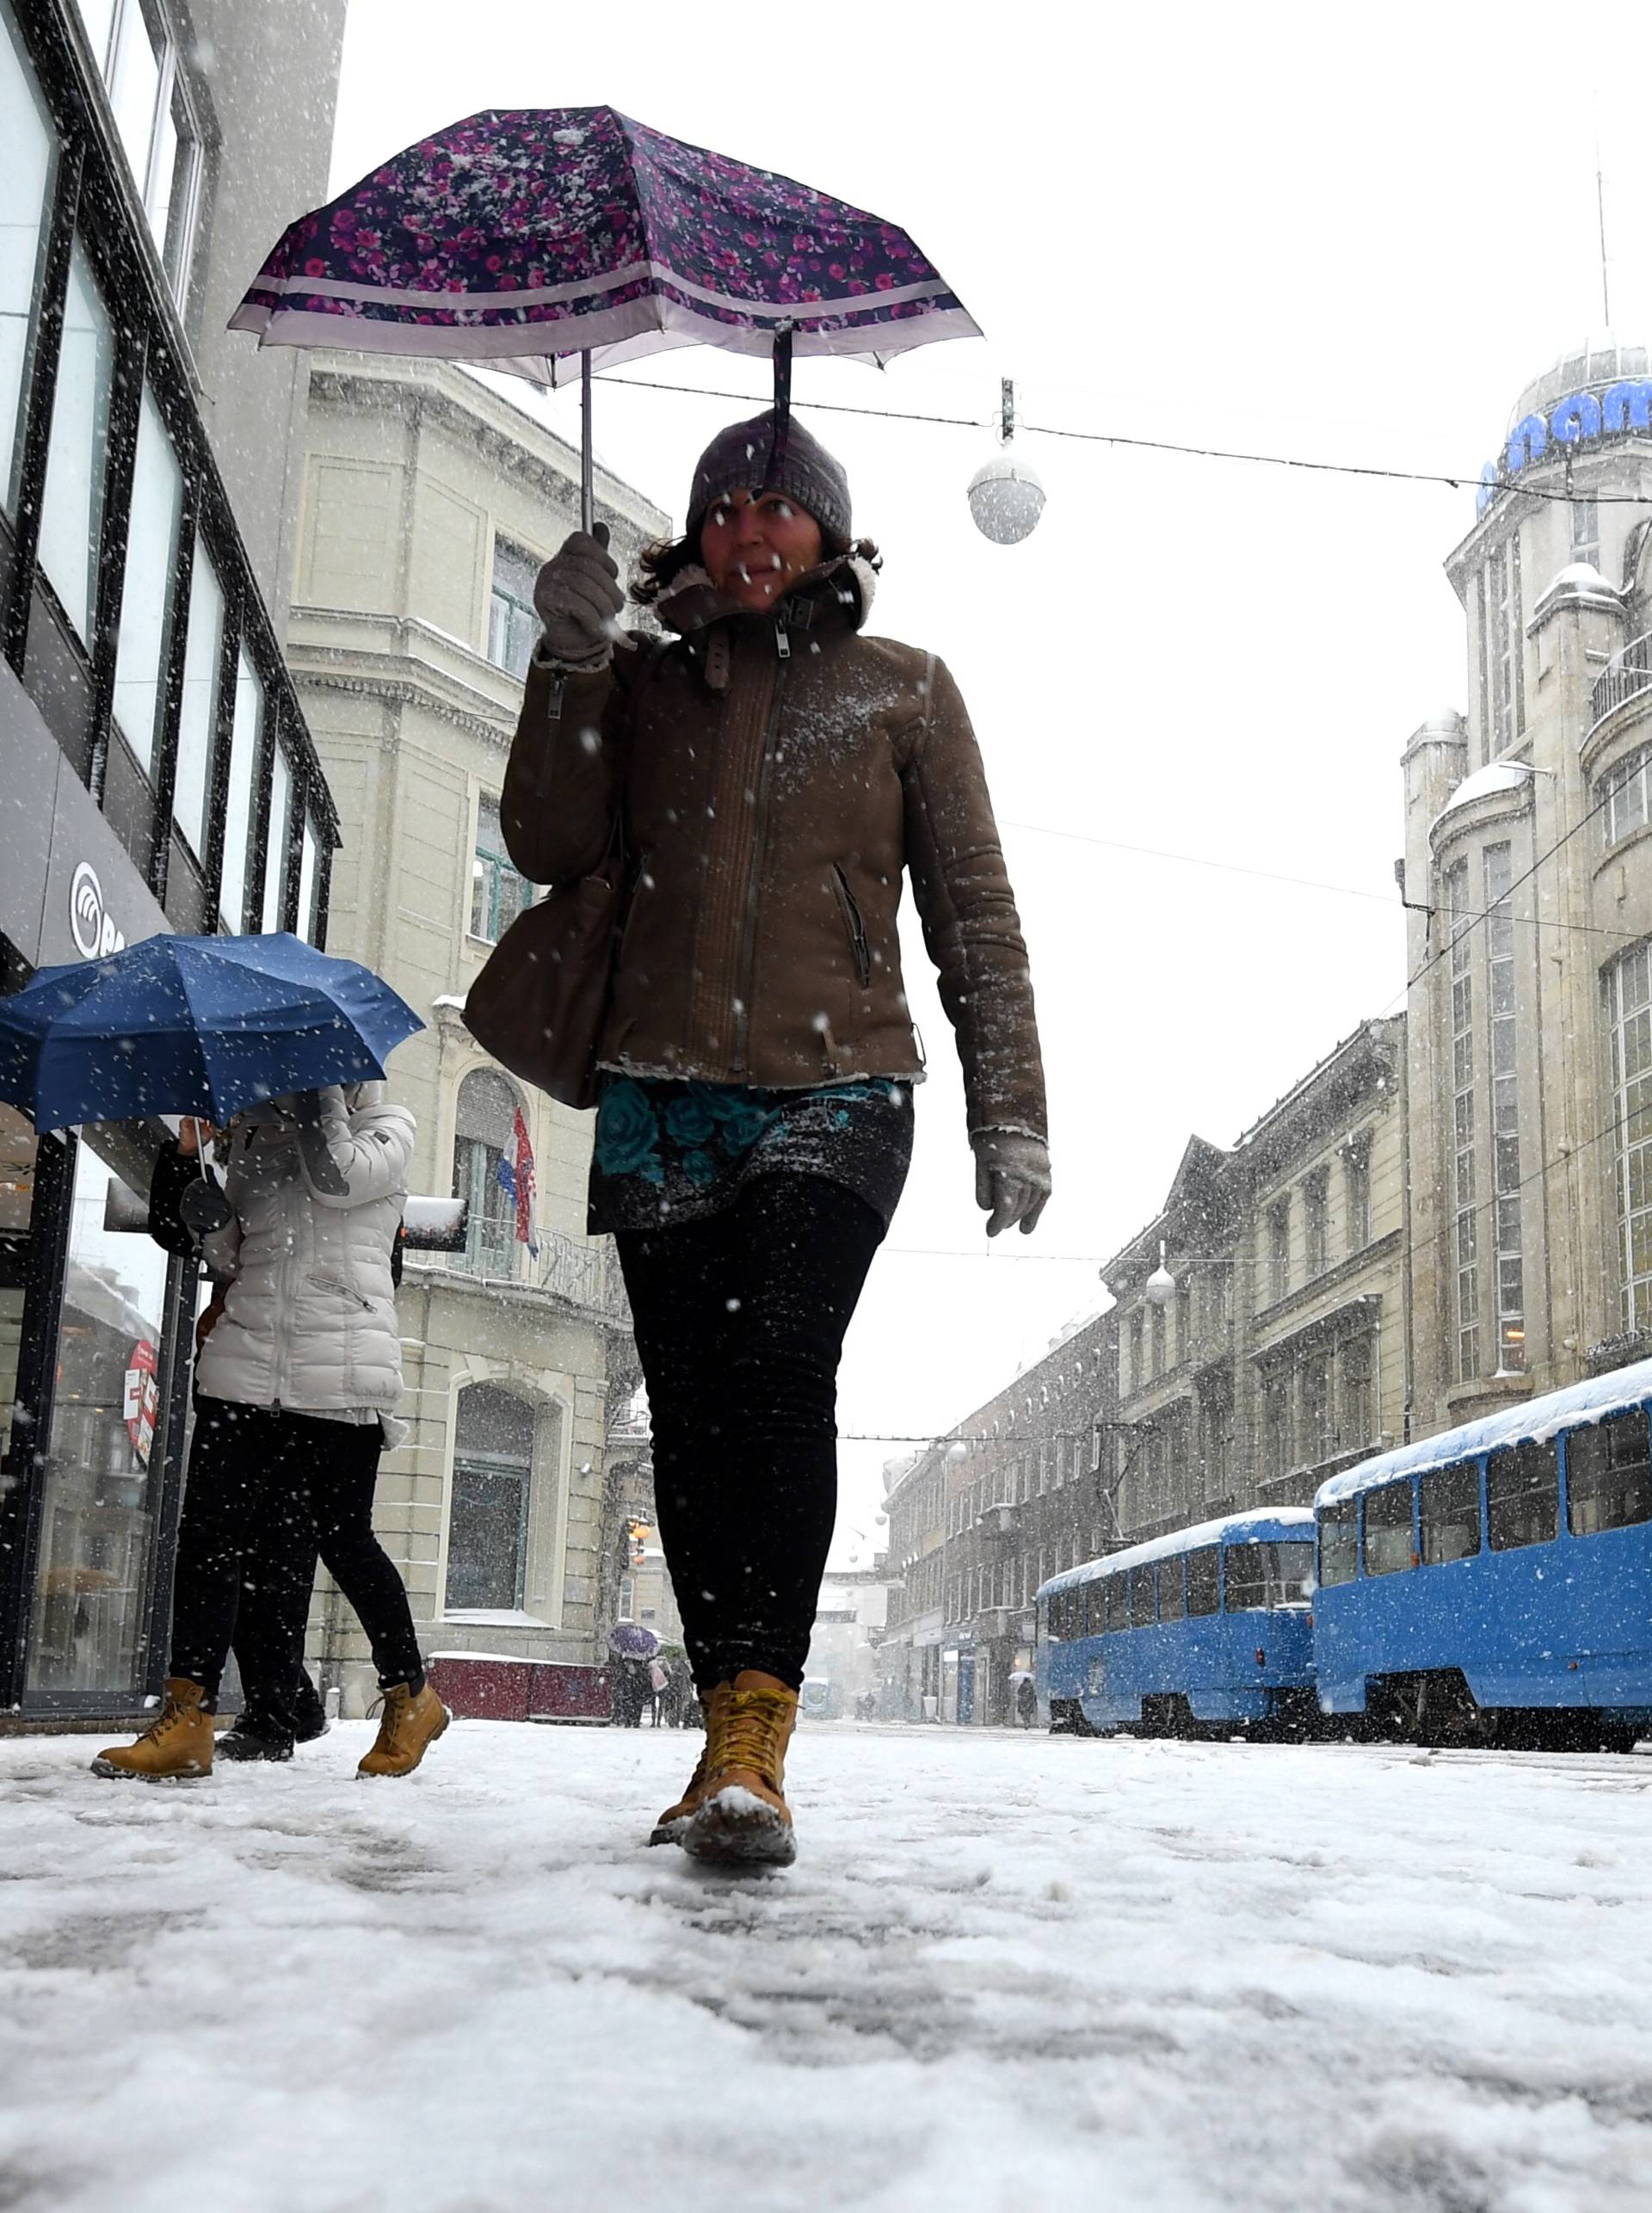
[1016,1676,1039,1731]
[611,1655,649,1729]
[502,410,1049,1867]
[648,1657,669,1726]
[94,1087,447,1783]
[146,1121,330,1764]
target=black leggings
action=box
[616,1175,885,1692]
[170,1399,422,1702]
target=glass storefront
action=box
[23,1140,176,1703]
[0,1105,34,1438]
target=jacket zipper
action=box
[832,864,872,988]
[731,623,791,1072]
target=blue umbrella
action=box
[0,932,423,1131]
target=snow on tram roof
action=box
[1315,1355,1652,1509]
[1035,1507,1316,1601]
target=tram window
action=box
[1420,1462,1481,1564]
[1487,1439,1559,1550]
[1159,1555,1187,1621]
[1104,1575,1127,1634]
[1186,1546,1219,1617]
[1081,1582,1101,1635]
[1129,1565,1158,1627]
[1224,1540,1315,1610]
[1363,1482,1415,1575]
[1318,1510,1357,1586]
[1567,1411,1652,1537]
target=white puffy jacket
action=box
[194,1088,415,1415]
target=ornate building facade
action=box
[1404,341,1652,1433]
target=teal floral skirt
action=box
[588,1074,914,1234]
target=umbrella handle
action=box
[765,324,793,488]
[580,351,595,535]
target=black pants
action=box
[170,1400,422,1702]
[231,1481,326,1739]
[616,1175,884,1693]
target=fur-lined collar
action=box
[656,553,878,639]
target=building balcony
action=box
[973,1501,1020,1542]
[1589,630,1652,735]
[416,1224,618,1318]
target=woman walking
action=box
[502,411,1049,1865]
[94,1086,447,1782]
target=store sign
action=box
[68,862,126,959]
[1478,378,1652,515]
[0,663,165,970]
[123,1339,159,1466]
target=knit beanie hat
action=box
[686,410,853,552]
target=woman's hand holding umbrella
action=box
[533,525,626,670]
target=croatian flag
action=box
[494,1108,539,1256]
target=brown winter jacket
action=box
[500,558,1046,1139]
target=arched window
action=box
[453,1070,521,1274]
[446,1384,537,1611]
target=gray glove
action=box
[972,1130,1052,1237]
[533,523,626,671]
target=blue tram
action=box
[1035,1509,1317,1738]
[1312,1358,1652,1749]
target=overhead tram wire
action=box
[595,372,1652,507]
[582,374,1647,1268]
[1005,820,1643,949]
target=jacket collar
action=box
[656,552,877,643]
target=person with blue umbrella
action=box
[91,1082,449,1783]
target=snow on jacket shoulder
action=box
[194,1092,415,1416]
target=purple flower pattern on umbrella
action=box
[232,107,977,369]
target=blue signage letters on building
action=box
[1477,378,1652,516]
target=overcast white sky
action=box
[325,0,1652,1562]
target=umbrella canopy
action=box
[231,105,979,382]
[607,1623,661,1661]
[0,933,422,1131]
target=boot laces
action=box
[367,1683,412,1751]
[140,1692,196,1746]
[712,1692,792,1789]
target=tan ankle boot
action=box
[91,1680,215,1780]
[682,1671,799,1867]
[357,1680,449,1778]
[649,1683,731,1845]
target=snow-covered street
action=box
[3,1722,1651,2212]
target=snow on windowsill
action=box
[442,1609,552,1630]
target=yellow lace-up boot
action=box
[649,1682,732,1846]
[91,1679,215,1780]
[681,1671,799,1867]
[356,1680,450,1778]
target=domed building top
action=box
[1507,336,1651,433]
[1477,336,1652,516]
[1415,708,1466,741]
[1430,758,1531,841]
[1531,559,1625,624]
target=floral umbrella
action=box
[231,106,979,525]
